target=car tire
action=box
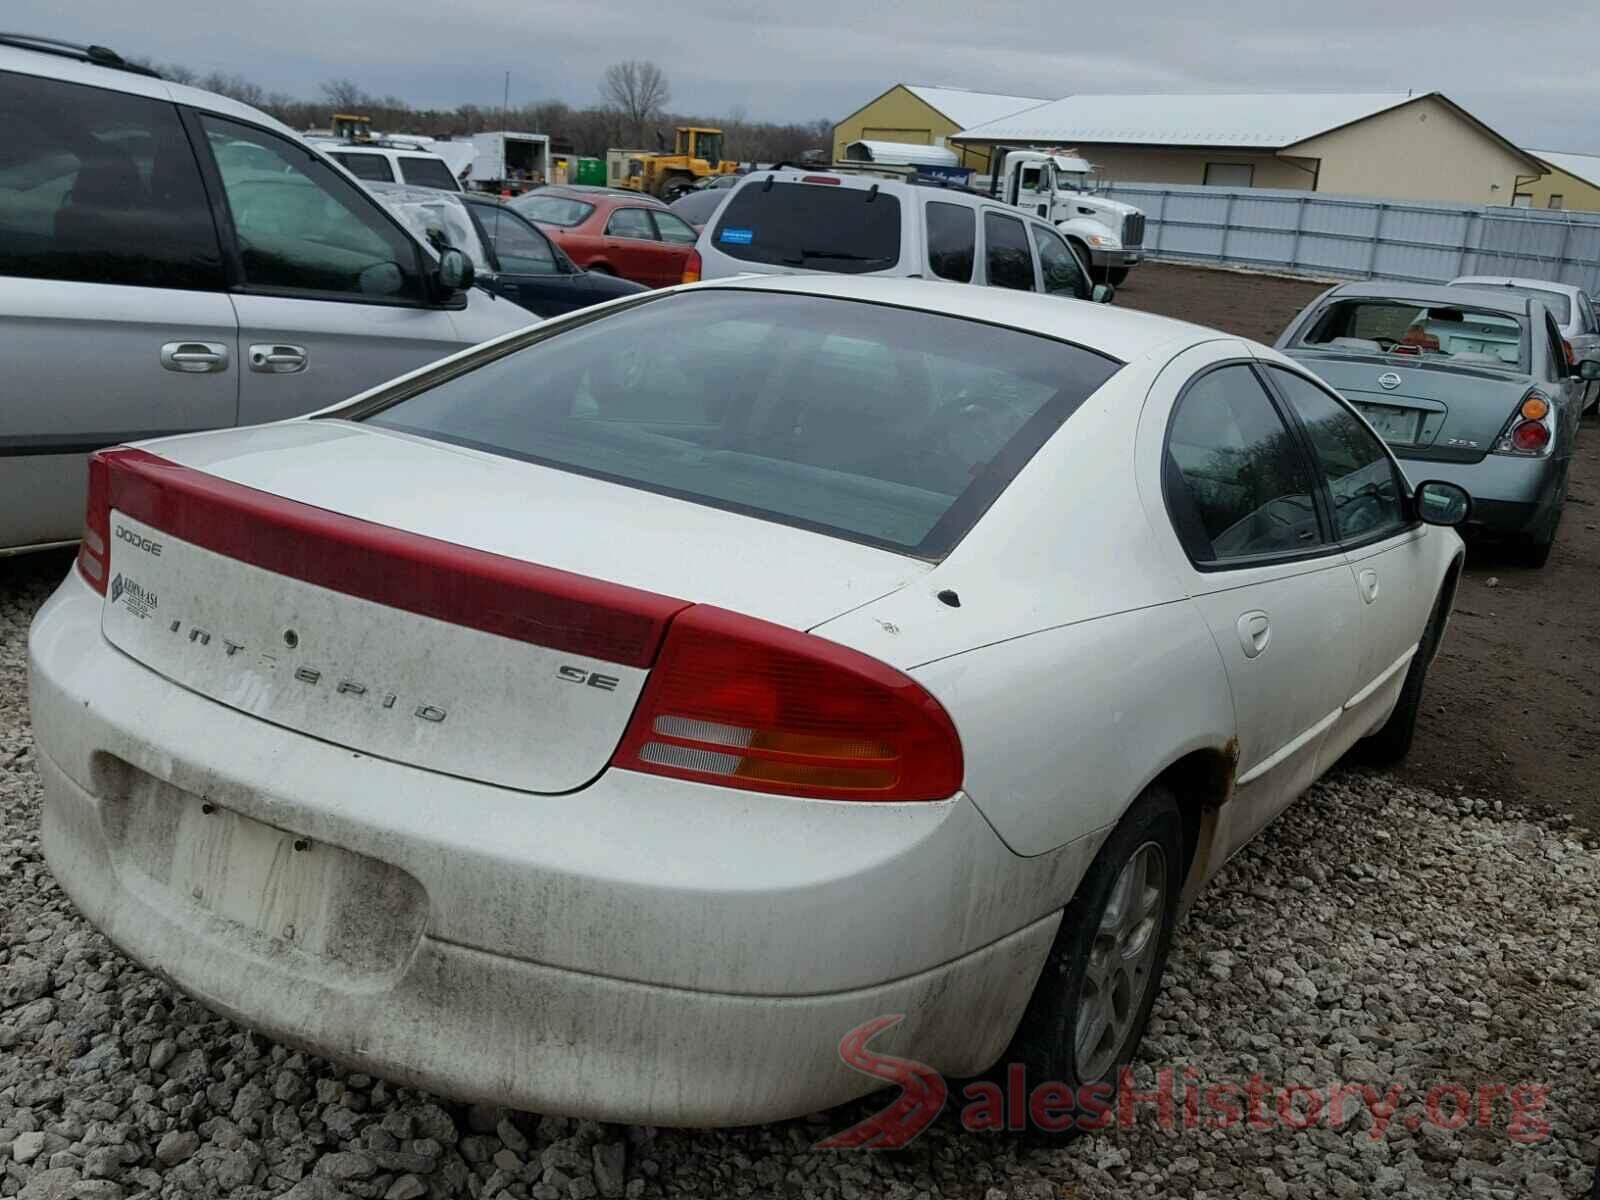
[1511,480,1564,569]
[1107,268,1130,287]
[1003,785,1183,1110]
[1349,583,1449,766]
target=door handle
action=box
[248,344,308,374]
[1358,568,1380,604]
[1236,610,1271,659]
[160,342,229,373]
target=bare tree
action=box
[600,61,670,148]
[320,78,371,112]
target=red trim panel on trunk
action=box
[104,448,689,669]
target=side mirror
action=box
[1578,359,1600,381]
[1091,283,1115,304]
[436,247,475,294]
[1414,480,1471,527]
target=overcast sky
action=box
[16,0,1600,154]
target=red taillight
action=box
[1511,419,1550,452]
[613,606,963,802]
[1563,339,1575,366]
[94,448,687,667]
[76,450,112,593]
[801,175,841,185]
[681,248,702,284]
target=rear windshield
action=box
[1451,283,1570,324]
[399,156,459,191]
[513,195,595,227]
[1298,299,1527,371]
[359,291,1120,557]
[331,152,394,183]
[711,181,901,273]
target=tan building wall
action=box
[953,96,1544,205]
[1521,164,1600,213]
[1059,146,1315,190]
[831,86,1000,174]
[1287,96,1537,204]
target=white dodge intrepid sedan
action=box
[30,276,1470,1127]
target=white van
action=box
[691,169,1113,305]
[0,34,531,554]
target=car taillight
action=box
[801,175,841,185]
[1494,391,1554,456]
[1511,420,1550,452]
[613,606,963,802]
[76,450,113,593]
[681,249,702,284]
[1563,339,1575,367]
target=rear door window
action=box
[1164,365,1324,563]
[331,152,395,183]
[983,212,1035,291]
[651,211,699,244]
[398,156,459,191]
[925,201,975,283]
[710,181,900,273]
[0,69,223,291]
[1267,367,1407,543]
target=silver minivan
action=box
[0,35,532,554]
[693,169,1112,304]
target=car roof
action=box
[690,273,1220,363]
[0,40,300,140]
[534,188,661,213]
[366,182,465,206]
[1323,280,1533,317]
[1449,276,1584,299]
[321,144,441,161]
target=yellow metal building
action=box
[948,91,1547,206]
[1521,151,1600,212]
[831,84,1047,176]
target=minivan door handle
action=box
[248,344,308,374]
[160,342,229,373]
[1236,610,1271,659]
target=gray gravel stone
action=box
[153,1130,198,1167]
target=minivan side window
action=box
[983,212,1035,291]
[202,117,423,302]
[925,202,975,283]
[331,152,395,183]
[0,70,223,291]
[398,157,458,191]
[1030,224,1091,300]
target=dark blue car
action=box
[370,183,648,319]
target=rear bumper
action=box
[29,572,1083,1124]
[1395,452,1562,536]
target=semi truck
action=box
[466,131,552,195]
[993,150,1146,285]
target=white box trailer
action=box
[467,131,551,193]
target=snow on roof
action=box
[1529,149,1600,191]
[844,140,960,167]
[952,92,1422,148]
[903,84,1050,130]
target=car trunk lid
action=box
[1286,351,1525,462]
[96,423,926,793]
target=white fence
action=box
[1098,182,1600,293]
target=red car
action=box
[510,188,699,288]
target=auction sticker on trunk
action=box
[108,573,160,620]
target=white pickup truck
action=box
[995,150,1146,285]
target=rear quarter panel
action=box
[813,344,1235,856]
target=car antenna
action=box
[865,182,879,203]
[763,173,776,191]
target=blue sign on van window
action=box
[719,228,754,245]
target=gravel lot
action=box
[3,266,1600,1200]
